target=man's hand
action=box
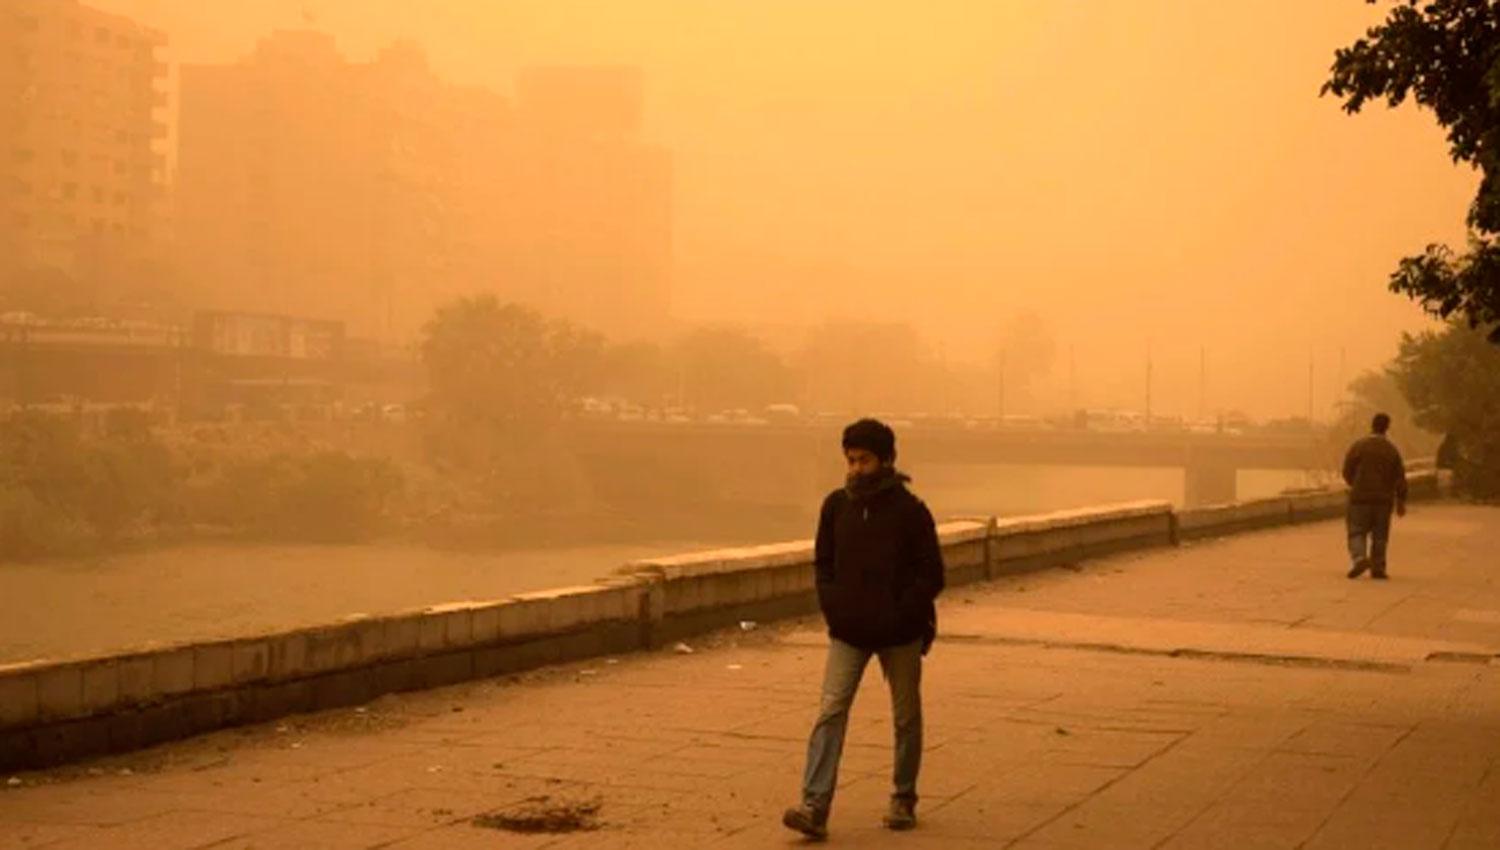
[1396,502,1407,518]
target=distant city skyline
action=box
[53,2,1489,418]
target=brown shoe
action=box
[1347,557,1370,579]
[883,797,917,830]
[782,804,828,840]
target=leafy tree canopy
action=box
[420,295,603,428]
[1324,0,1500,341]
[1390,321,1500,496]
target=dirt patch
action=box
[472,795,603,833]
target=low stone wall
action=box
[991,500,1175,575]
[0,470,1444,772]
[1178,469,1444,542]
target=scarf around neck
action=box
[845,466,910,501]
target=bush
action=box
[0,484,93,560]
[0,413,182,558]
[273,452,403,542]
[193,451,403,543]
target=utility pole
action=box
[1145,339,1153,428]
[1307,350,1315,425]
[1198,344,1206,421]
[938,341,949,415]
[996,348,1008,420]
[1068,344,1077,413]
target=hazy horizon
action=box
[97,0,1478,419]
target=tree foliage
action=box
[1324,0,1500,341]
[1328,368,1440,462]
[420,295,604,428]
[799,321,938,413]
[676,327,794,412]
[1390,321,1500,497]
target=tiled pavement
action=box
[1,504,1497,849]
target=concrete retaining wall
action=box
[0,470,1443,771]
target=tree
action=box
[1389,321,1500,497]
[1327,368,1440,461]
[418,296,603,508]
[1324,1,1500,341]
[599,340,676,407]
[798,321,938,414]
[675,327,794,413]
[420,295,603,428]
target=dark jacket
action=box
[1342,434,1408,507]
[814,480,945,652]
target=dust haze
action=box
[0,0,1471,653]
[98,0,1474,416]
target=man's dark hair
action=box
[842,418,896,462]
[1371,412,1392,434]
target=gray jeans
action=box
[1347,502,1393,570]
[801,637,923,813]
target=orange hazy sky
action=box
[101,0,1477,418]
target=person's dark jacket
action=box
[814,478,945,652]
[1342,434,1408,507]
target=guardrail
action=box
[0,470,1446,771]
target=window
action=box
[96,27,111,45]
[60,149,78,166]
[13,213,30,229]
[93,186,106,203]
[18,15,40,33]
[13,148,35,163]
[61,182,78,200]
[113,191,126,205]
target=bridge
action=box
[567,421,1326,507]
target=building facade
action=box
[1,0,168,288]
[177,33,672,343]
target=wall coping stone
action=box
[993,499,1172,536]
[618,519,989,581]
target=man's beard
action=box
[845,465,907,498]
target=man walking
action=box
[783,419,945,839]
[1343,412,1408,580]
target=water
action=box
[1,464,1326,663]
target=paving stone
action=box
[4,504,1498,849]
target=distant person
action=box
[782,419,945,839]
[1436,431,1459,471]
[1342,412,1408,580]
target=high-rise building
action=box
[0,0,168,287]
[177,34,672,342]
[501,66,673,338]
[176,31,451,340]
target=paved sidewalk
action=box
[1,505,1497,849]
